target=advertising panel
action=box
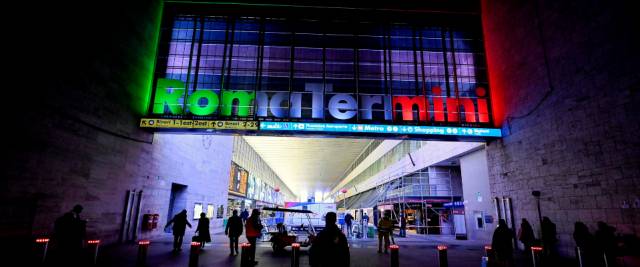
[228,162,248,196]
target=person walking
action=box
[377,212,393,253]
[309,212,350,267]
[195,212,211,248]
[245,209,263,265]
[492,219,515,267]
[166,209,192,252]
[225,210,243,256]
[517,218,535,254]
[344,212,354,238]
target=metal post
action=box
[603,252,609,267]
[87,240,100,266]
[137,240,150,267]
[390,244,399,267]
[531,246,543,267]
[437,245,448,267]
[575,246,584,267]
[291,243,300,267]
[34,238,50,264]
[189,241,200,267]
[240,242,252,267]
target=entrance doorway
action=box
[166,183,187,233]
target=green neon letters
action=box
[152,78,255,116]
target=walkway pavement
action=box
[94,233,490,267]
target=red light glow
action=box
[437,245,448,251]
[531,246,543,252]
[87,240,100,244]
[35,238,50,243]
[292,243,300,248]
[389,244,399,250]
[138,240,150,245]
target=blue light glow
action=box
[260,122,502,138]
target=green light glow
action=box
[139,0,164,116]
[221,90,255,117]
[188,90,220,115]
[152,79,185,114]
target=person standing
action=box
[245,209,263,265]
[362,212,370,239]
[241,209,250,224]
[166,209,192,252]
[53,204,86,265]
[225,210,243,256]
[517,218,535,254]
[399,214,407,238]
[541,217,558,259]
[377,212,393,253]
[573,221,595,267]
[344,212,354,238]
[492,219,515,267]
[195,212,211,248]
[309,212,350,267]
[595,221,617,267]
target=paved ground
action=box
[42,232,638,267]
[92,233,493,267]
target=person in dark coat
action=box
[225,210,244,255]
[195,212,211,248]
[53,204,86,265]
[541,217,558,258]
[344,212,354,238]
[492,219,514,266]
[166,209,192,251]
[309,212,350,267]
[573,221,595,267]
[517,218,535,254]
[240,209,250,224]
[595,221,617,267]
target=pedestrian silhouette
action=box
[165,209,191,252]
[309,212,350,267]
[541,217,558,259]
[377,211,393,253]
[595,221,618,267]
[517,218,535,254]
[573,221,595,267]
[53,204,87,265]
[344,212,354,238]
[225,210,243,256]
[195,212,211,248]
[245,209,263,265]
[492,219,514,267]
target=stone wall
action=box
[482,0,640,256]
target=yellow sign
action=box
[140,118,258,130]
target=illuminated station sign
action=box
[141,13,501,139]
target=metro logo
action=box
[151,78,491,124]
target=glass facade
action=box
[152,14,491,126]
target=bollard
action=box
[87,240,101,266]
[189,241,201,267]
[34,238,50,264]
[240,242,252,267]
[437,245,448,267]
[531,246,543,267]
[575,246,583,267]
[483,245,492,267]
[137,240,150,267]
[291,243,300,267]
[390,244,399,267]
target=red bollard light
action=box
[137,240,150,267]
[390,244,400,267]
[437,245,448,267]
[291,243,300,267]
[189,242,201,267]
[87,240,100,266]
[531,246,543,267]
[240,243,252,267]
[34,238,50,264]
